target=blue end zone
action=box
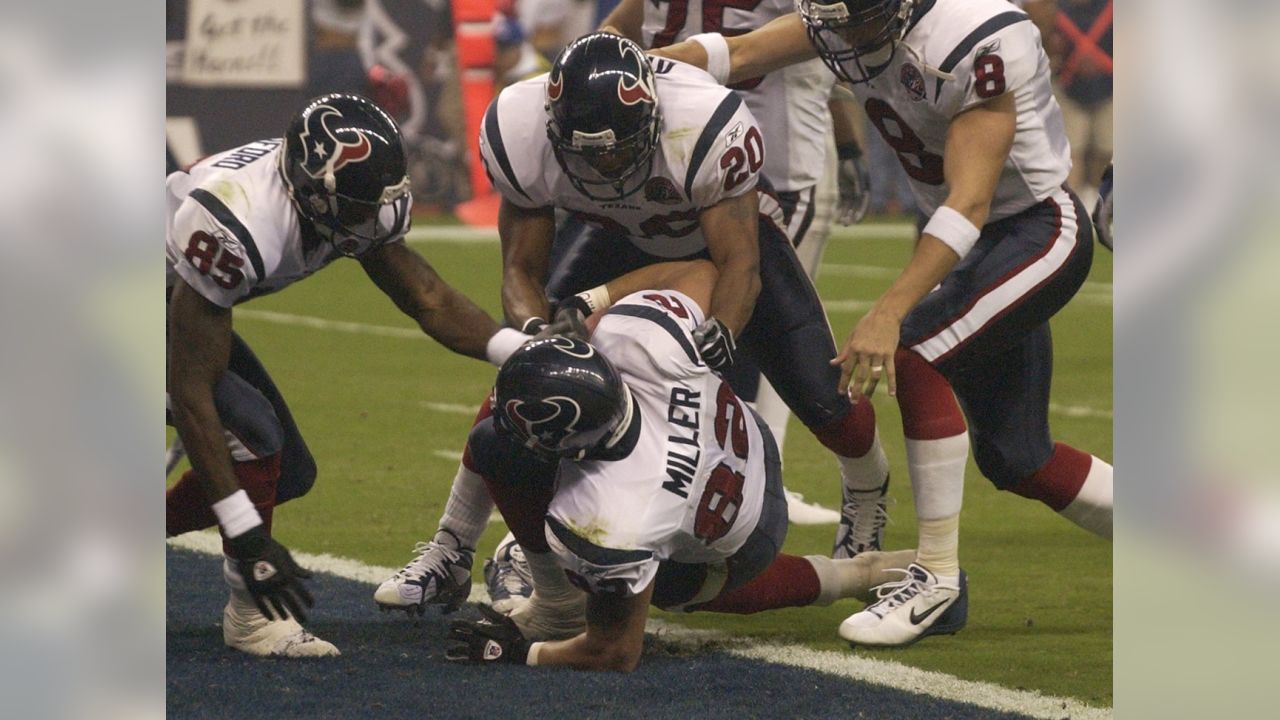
[167,548,1034,719]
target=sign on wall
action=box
[182,0,306,87]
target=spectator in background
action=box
[494,0,550,88]
[309,0,370,98]
[1054,0,1112,206]
[516,0,597,60]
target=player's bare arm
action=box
[699,189,762,335]
[649,14,816,85]
[534,581,655,672]
[598,0,643,41]
[833,92,1017,397]
[167,279,239,503]
[601,260,717,313]
[498,198,557,329]
[360,241,501,360]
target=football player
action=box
[599,0,882,530]
[446,264,919,671]
[375,31,898,621]
[650,0,1114,647]
[166,93,530,657]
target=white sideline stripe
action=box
[1049,403,1113,420]
[403,222,918,244]
[169,532,1110,719]
[432,449,464,462]
[422,401,478,415]
[237,309,424,340]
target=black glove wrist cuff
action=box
[226,525,267,559]
[837,142,863,161]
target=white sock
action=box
[806,549,918,605]
[916,515,960,578]
[438,462,493,547]
[1060,456,1112,539]
[906,432,968,577]
[840,429,890,494]
[523,550,583,606]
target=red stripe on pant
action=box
[697,554,820,614]
[165,453,282,557]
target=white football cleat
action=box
[484,532,534,614]
[784,489,841,525]
[832,476,890,559]
[222,589,339,658]
[374,528,474,615]
[839,563,967,648]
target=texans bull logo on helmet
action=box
[617,42,656,106]
[297,104,373,184]
[504,396,583,450]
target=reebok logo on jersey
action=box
[725,122,744,147]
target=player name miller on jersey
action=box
[662,386,702,499]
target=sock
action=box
[807,549,918,605]
[699,554,820,614]
[896,349,967,576]
[437,462,494,547]
[814,396,889,493]
[1012,444,1112,539]
[523,550,584,606]
[916,515,960,578]
[221,454,281,557]
[167,453,281,540]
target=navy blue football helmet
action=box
[545,33,661,201]
[280,93,412,257]
[493,336,632,460]
[797,0,916,84]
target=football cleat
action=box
[839,563,967,648]
[784,489,841,525]
[484,532,534,614]
[832,475,890,559]
[223,588,340,658]
[373,528,474,615]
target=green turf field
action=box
[172,219,1112,707]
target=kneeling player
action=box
[446,269,923,671]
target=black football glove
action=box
[446,604,530,664]
[225,526,315,622]
[835,142,872,226]
[693,317,736,372]
[553,293,594,321]
[534,306,588,342]
[520,316,548,335]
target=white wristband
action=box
[486,327,529,366]
[922,206,982,259]
[576,285,612,314]
[688,33,731,85]
[211,489,263,539]
[526,641,545,666]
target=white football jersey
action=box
[165,140,407,308]
[545,290,770,597]
[640,0,834,193]
[852,0,1070,221]
[479,60,775,258]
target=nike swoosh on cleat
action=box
[909,599,951,625]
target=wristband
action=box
[575,285,612,314]
[688,33,731,84]
[837,142,862,161]
[211,489,263,539]
[922,205,981,259]
[486,327,529,366]
[526,641,545,666]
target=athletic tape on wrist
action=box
[922,206,981,259]
[526,641,544,666]
[211,489,263,539]
[576,285,612,314]
[486,327,529,366]
[689,33,731,84]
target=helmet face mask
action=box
[280,93,412,257]
[545,33,661,201]
[797,0,916,84]
[493,337,632,461]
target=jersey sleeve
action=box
[684,95,765,209]
[167,194,262,307]
[545,515,659,598]
[591,290,708,383]
[478,85,555,209]
[957,18,1043,113]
